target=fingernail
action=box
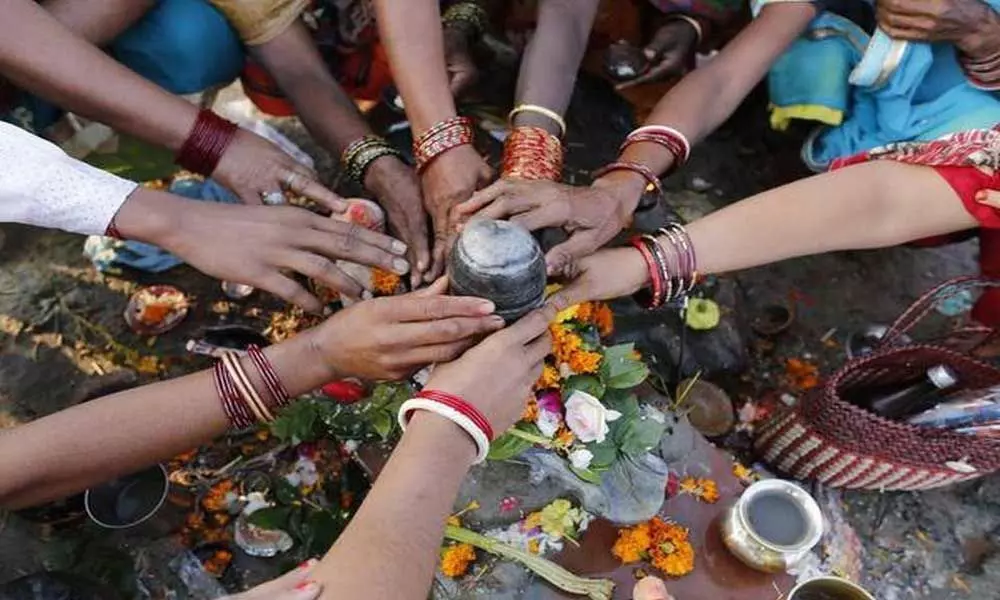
[489,315,506,326]
[295,581,318,592]
[976,190,988,202]
[477,300,496,314]
[393,258,410,274]
[392,240,408,254]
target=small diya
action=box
[751,302,795,337]
[124,285,189,335]
[676,378,735,437]
[449,218,546,322]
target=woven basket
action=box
[755,277,1000,491]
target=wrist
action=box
[267,328,343,395]
[592,170,647,217]
[362,154,407,196]
[112,188,179,245]
[405,410,478,466]
[959,11,1000,57]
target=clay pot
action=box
[449,219,546,322]
[751,302,795,337]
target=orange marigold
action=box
[612,521,652,564]
[678,477,720,504]
[535,364,560,390]
[551,324,582,364]
[785,358,819,391]
[593,302,614,337]
[568,350,602,374]
[440,543,477,578]
[553,425,576,448]
[202,480,235,512]
[575,302,595,323]
[648,517,695,577]
[521,397,539,422]
[372,268,402,295]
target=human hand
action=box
[213,128,345,212]
[121,190,409,312]
[455,177,640,276]
[877,0,1000,55]
[421,144,494,280]
[615,20,698,91]
[223,559,321,600]
[444,27,480,98]
[424,303,556,432]
[312,278,505,381]
[365,156,432,287]
[546,247,649,310]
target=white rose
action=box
[568,448,594,470]
[564,390,622,443]
[536,408,563,438]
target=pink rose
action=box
[564,390,621,444]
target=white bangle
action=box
[398,398,490,464]
[668,14,703,46]
[631,125,692,163]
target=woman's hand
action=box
[424,303,556,432]
[213,128,346,213]
[311,278,505,381]
[877,0,999,56]
[116,190,409,312]
[421,144,494,279]
[455,177,639,275]
[546,247,649,310]
[365,156,432,287]
[224,559,321,600]
[443,27,479,98]
[615,20,698,91]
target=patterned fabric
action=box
[0,121,138,236]
[832,125,1000,176]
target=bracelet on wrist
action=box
[214,345,293,430]
[508,104,567,138]
[666,14,704,46]
[620,125,691,174]
[397,388,493,463]
[175,109,239,176]
[412,116,475,173]
[501,126,564,180]
[629,222,698,310]
[592,161,664,195]
[342,135,405,185]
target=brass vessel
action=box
[788,576,875,600]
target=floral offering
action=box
[488,301,665,484]
[612,517,695,578]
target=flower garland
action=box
[612,517,695,578]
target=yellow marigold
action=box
[732,462,757,484]
[679,477,720,504]
[521,398,539,422]
[528,539,541,554]
[535,364,560,390]
[612,521,652,564]
[553,426,576,449]
[372,268,402,295]
[568,350,602,374]
[556,304,580,323]
[551,324,582,364]
[648,518,695,577]
[440,543,477,578]
[523,511,543,530]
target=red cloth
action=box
[831,126,1000,325]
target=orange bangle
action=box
[501,126,564,181]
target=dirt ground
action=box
[1,75,998,599]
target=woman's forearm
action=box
[0,331,335,509]
[252,23,370,155]
[511,0,600,134]
[373,0,457,134]
[0,0,197,150]
[314,412,476,600]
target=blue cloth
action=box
[754,0,1000,171]
[84,178,239,273]
[111,0,245,95]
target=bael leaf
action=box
[604,391,640,420]
[307,510,344,556]
[247,506,291,530]
[601,343,650,389]
[586,439,617,470]
[615,411,667,457]
[271,400,321,444]
[562,374,606,401]
[488,431,533,461]
[370,410,394,441]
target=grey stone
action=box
[449,219,546,322]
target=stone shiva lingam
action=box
[449,219,546,322]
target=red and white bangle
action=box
[246,344,291,409]
[592,160,664,195]
[621,125,692,172]
[412,116,475,173]
[397,389,492,463]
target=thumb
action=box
[414,276,450,297]
[546,278,588,313]
[976,189,1000,208]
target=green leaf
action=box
[586,439,617,470]
[275,478,299,504]
[569,465,604,485]
[562,374,605,401]
[600,343,650,389]
[488,431,533,461]
[604,392,640,419]
[270,400,322,444]
[287,506,306,544]
[606,362,649,390]
[615,412,667,457]
[307,510,344,556]
[370,410,394,441]
[247,506,291,530]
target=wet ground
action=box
[1,76,998,599]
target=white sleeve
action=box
[0,121,139,236]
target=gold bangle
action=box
[222,353,274,423]
[508,104,567,138]
[667,14,703,46]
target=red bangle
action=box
[416,389,494,441]
[592,161,663,195]
[247,344,291,410]
[631,236,664,309]
[176,110,239,176]
[412,117,474,173]
[104,214,124,240]
[502,126,564,181]
[214,360,255,429]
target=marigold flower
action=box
[202,480,235,513]
[521,397,540,422]
[528,539,541,554]
[372,268,402,295]
[440,543,477,578]
[784,358,819,391]
[732,462,757,484]
[612,521,652,564]
[535,364,561,390]
[593,303,614,336]
[523,511,543,531]
[678,477,720,504]
[553,426,576,449]
[648,518,694,577]
[568,350,602,374]
[551,324,582,364]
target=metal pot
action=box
[720,479,824,573]
[84,463,169,530]
[788,576,875,600]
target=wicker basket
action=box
[755,277,1000,491]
